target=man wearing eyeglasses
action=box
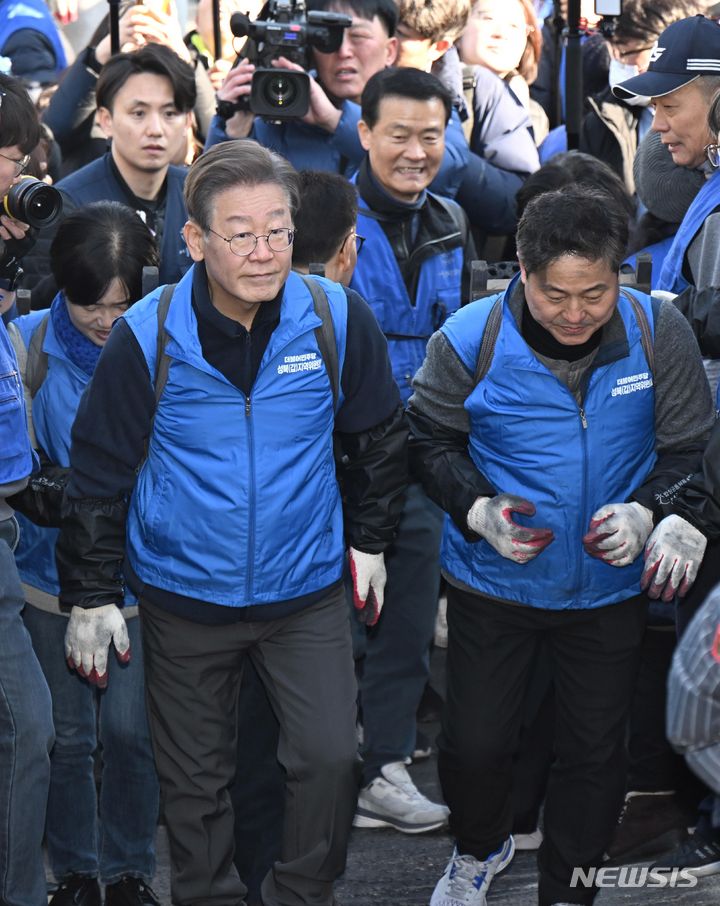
[55,140,407,906]
[613,14,720,393]
[0,71,55,906]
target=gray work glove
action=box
[64,603,130,688]
[640,514,708,601]
[349,548,386,626]
[467,494,554,564]
[583,501,654,566]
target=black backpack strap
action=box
[300,274,340,411]
[433,193,469,250]
[473,298,504,387]
[619,289,654,377]
[154,283,176,404]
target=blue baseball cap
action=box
[612,15,720,101]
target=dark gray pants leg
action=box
[254,589,360,906]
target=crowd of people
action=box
[2,1,720,906]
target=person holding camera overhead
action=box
[0,71,55,906]
[206,0,472,197]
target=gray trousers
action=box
[139,587,359,906]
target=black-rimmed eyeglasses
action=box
[706,143,720,169]
[207,226,295,257]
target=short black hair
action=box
[96,44,196,114]
[516,186,629,275]
[516,151,636,223]
[50,201,158,307]
[307,0,398,37]
[361,67,452,127]
[292,171,358,267]
[0,73,42,154]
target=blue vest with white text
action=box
[350,194,463,404]
[124,268,348,607]
[441,284,657,610]
[657,169,720,293]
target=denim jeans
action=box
[0,539,54,906]
[23,606,159,884]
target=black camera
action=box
[3,176,63,229]
[229,0,352,119]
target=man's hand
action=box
[641,515,708,601]
[272,57,342,133]
[583,501,654,566]
[349,548,386,626]
[64,604,130,688]
[216,61,256,138]
[467,494,554,564]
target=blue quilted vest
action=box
[441,283,657,610]
[657,169,720,293]
[124,268,349,607]
[350,193,463,404]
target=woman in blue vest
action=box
[9,202,161,906]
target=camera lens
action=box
[3,177,63,229]
[262,73,299,109]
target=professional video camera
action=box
[227,0,352,120]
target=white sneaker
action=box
[430,838,515,906]
[353,761,450,833]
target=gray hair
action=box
[183,140,301,231]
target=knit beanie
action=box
[633,129,705,223]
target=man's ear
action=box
[386,35,399,65]
[183,220,205,263]
[357,118,372,152]
[518,259,528,284]
[96,106,113,139]
[429,38,451,64]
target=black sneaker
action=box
[49,876,101,906]
[651,833,720,877]
[104,878,161,906]
[605,791,693,862]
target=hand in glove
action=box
[582,502,654,566]
[349,548,387,627]
[64,603,130,688]
[467,494,554,564]
[640,515,708,601]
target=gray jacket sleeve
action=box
[667,586,720,794]
[406,331,496,538]
[630,300,715,521]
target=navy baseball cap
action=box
[612,15,720,101]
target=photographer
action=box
[206,0,471,196]
[0,71,54,906]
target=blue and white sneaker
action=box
[430,837,515,906]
